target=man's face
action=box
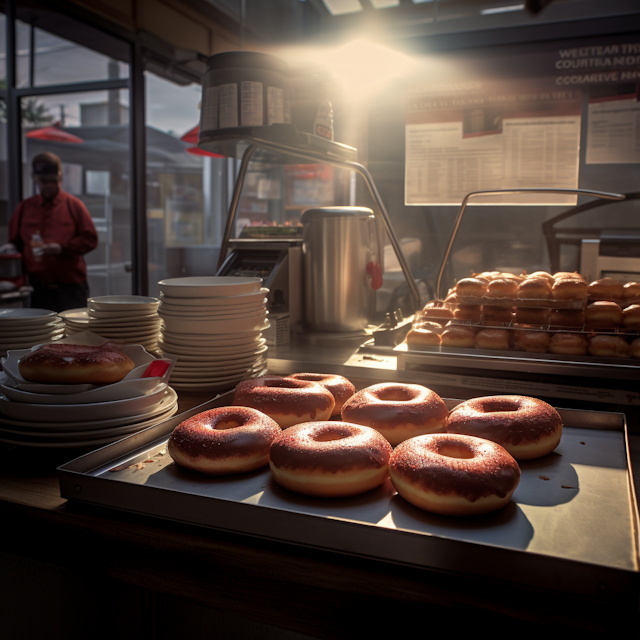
[35,175,61,200]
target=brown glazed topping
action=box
[233,375,334,419]
[341,383,448,431]
[447,395,562,447]
[270,422,392,473]
[391,434,521,501]
[287,373,356,408]
[19,342,131,368]
[169,407,281,460]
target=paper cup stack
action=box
[157,277,269,392]
[0,309,65,358]
[60,296,162,351]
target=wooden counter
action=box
[1,392,638,639]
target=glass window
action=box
[21,89,132,297]
[15,21,128,89]
[145,71,228,297]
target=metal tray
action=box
[58,392,640,604]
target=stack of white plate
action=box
[157,276,269,392]
[60,296,162,351]
[0,344,177,449]
[0,309,65,357]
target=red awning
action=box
[180,124,199,144]
[186,146,225,158]
[25,122,83,144]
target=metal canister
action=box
[302,207,381,332]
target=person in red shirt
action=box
[4,152,98,312]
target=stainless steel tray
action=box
[58,392,640,603]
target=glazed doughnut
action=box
[390,434,521,516]
[588,277,623,301]
[287,373,355,416]
[584,301,622,328]
[341,383,448,446]
[168,406,281,475]
[517,277,552,300]
[513,330,551,353]
[549,309,585,327]
[548,332,588,355]
[515,307,550,326]
[485,278,518,299]
[552,278,588,301]
[447,395,563,460]
[453,304,482,321]
[18,342,134,384]
[233,375,335,429]
[630,338,640,359]
[475,329,509,350]
[482,306,514,324]
[406,327,441,347]
[622,305,640,330]
[455,278,486,297]
[623,282,640,301]
[554,271,585,282]
[269,421,392,498]
[441,325,477,348]
[588,335,630,358]
[527,271,555,284]
[422,301,454,320]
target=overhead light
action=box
[322,0,363,15]
[481,4,525,14]
[370,0,400,8]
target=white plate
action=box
[88,296,160,310]
[68,314,161,328]
[87,309,160,320]
[0,365,170,404]
[157,338,266,356]
[0,383,170,423]
[158,306,266,320]
[158,276,262,298]
[0,320,64,337]
[169,346,268,365]
[0,403,178,440]
[0,330,65,345]
[169,370,265,390]
[2,343,158,393]
[64,325,161,338]
[159,331,262,347]
[158,301,266,314]
[0,388,177,432]
[0,336,65,351]
[0,308,58,322]
[159,289,268,307]
[160,314,268,335]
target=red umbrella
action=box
[186,146,225,158]
[26,121,83,144]
[180,124,199,144]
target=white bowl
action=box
[158,276,262,298]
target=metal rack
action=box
[199,124,422,309]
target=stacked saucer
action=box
[0,343,177,448]
[0,309,65,357]
[60,296,161,351]
[157,277,269,391]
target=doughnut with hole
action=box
[269,421,392,497]
[168,406,281,475]
[287,373,355,416]
[341,383,448,446]
[390,434,521,516]
[446,395,563,460]
[233,375,335,429]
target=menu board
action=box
[405,85,581,206]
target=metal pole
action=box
[6,0,23,215]
[216,144,257,270]
[435,188,626,300]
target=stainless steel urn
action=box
[302,206,381,332]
